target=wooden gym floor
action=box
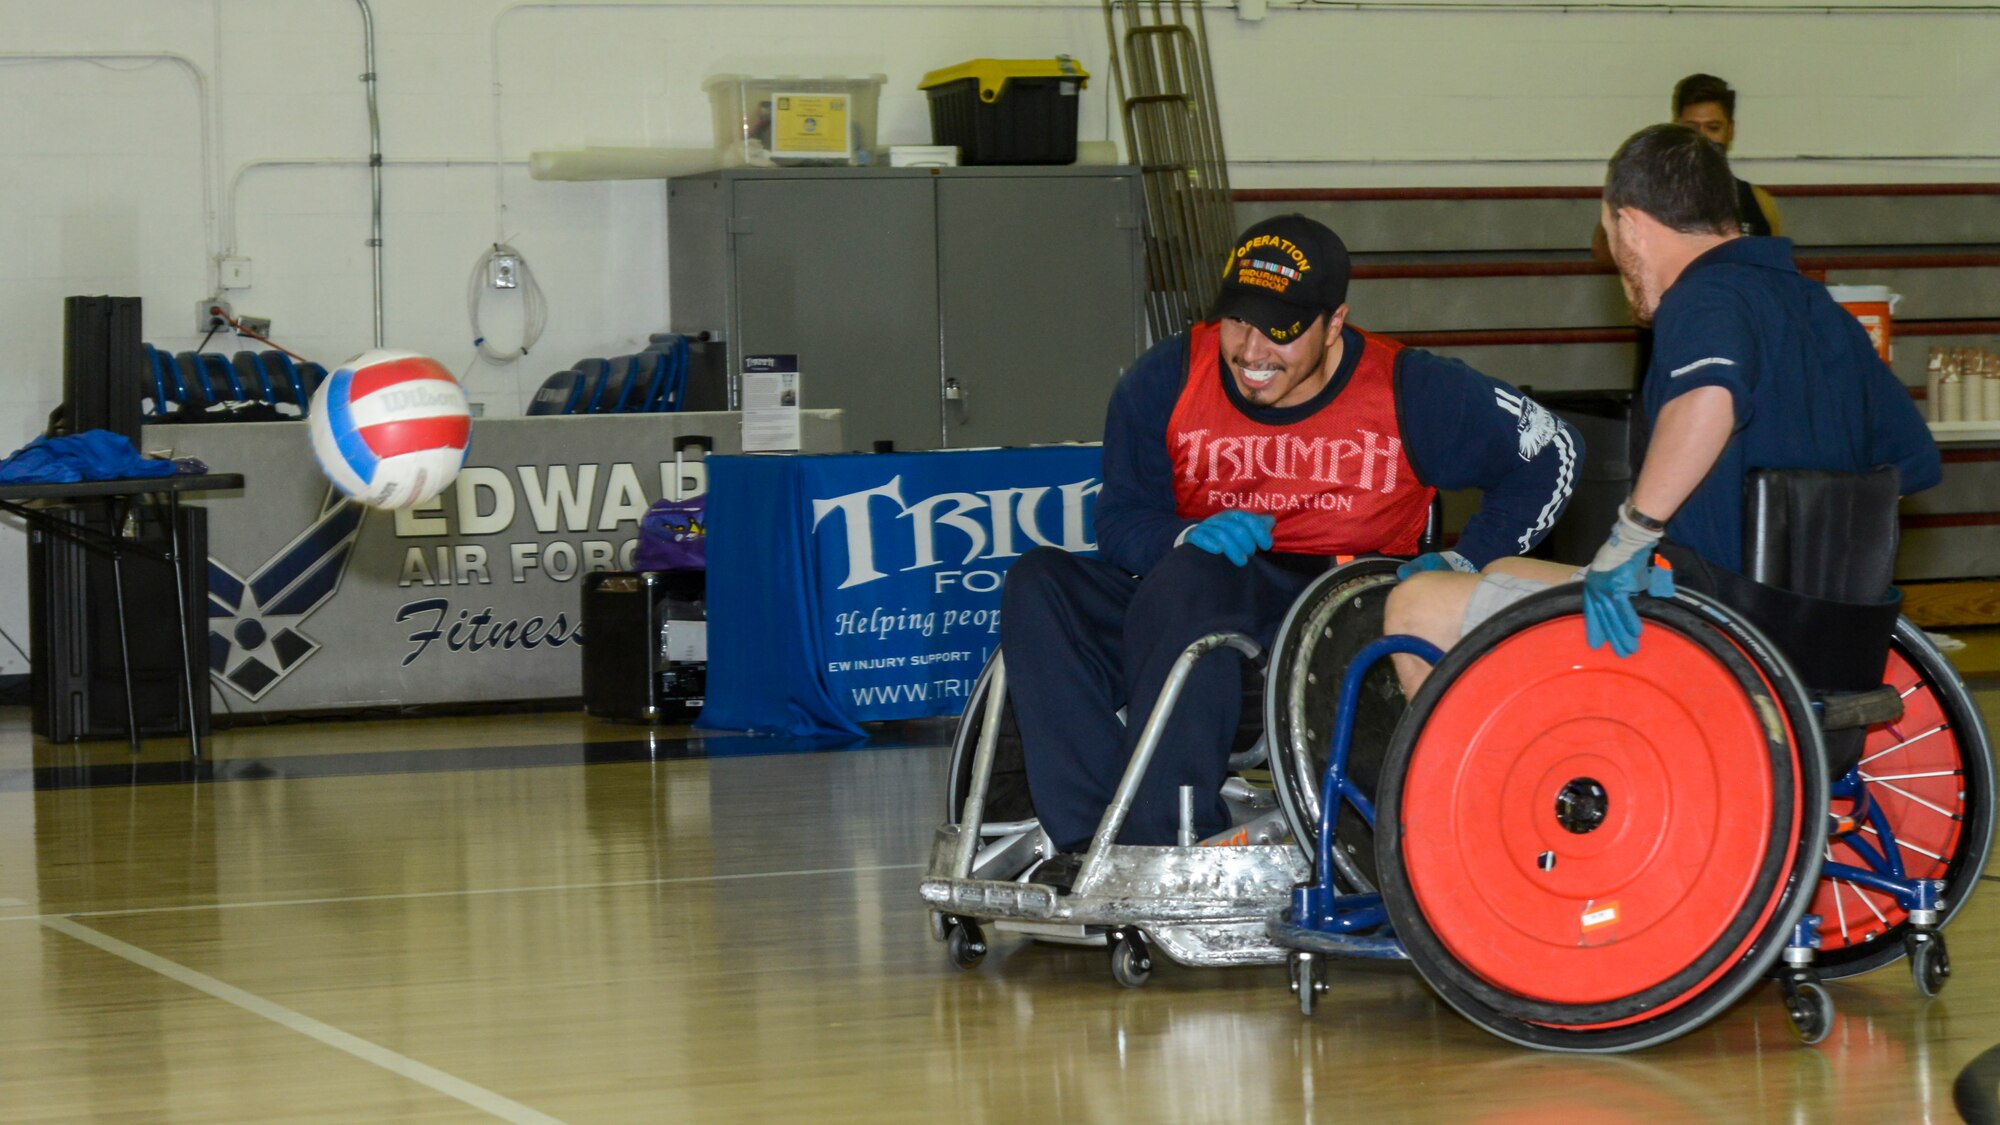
[2,687,1999,1123]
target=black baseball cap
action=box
[1210,215,1352,344]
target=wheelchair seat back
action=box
[1744,467,1900,604]
[1736,467,1905,773]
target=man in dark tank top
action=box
[1672,73,1782,237]
[1593,74,1784,381]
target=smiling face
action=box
[1674,100,1735,152]
[1218,306,1347,408]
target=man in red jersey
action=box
[999,215,1581,874]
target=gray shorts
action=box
[1460,570,1583,639]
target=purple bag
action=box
[636,496,706,571]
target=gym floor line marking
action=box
[0,862,926,923]
[39,916,568,1125]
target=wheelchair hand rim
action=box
[1265,556,1405,881]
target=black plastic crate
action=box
[925,75,1082,166]
[581,570,706,724]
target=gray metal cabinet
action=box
[668,167,1146,451]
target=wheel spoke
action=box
[1870,779,1959,820]
[1861,770,1962,783]
[1843,879,1891,925]
[1860,823,1945,862]
[1861,724,1948,766]
[1828,849,1851,935]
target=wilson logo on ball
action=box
[309,350,472,510]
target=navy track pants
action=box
[1000,545,1327,851]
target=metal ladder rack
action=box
[1102,0,1236,340]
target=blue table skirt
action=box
[700,447,1103,737]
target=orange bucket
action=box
[1827,284,1900,363]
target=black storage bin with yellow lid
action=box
[920,57,1089,165]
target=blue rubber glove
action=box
[1184,511,1275,567]
[1396,550,1475,580]
[1581,504,1667,658]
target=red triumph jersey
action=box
[1167,321,1436,555]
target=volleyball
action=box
[308,350,472,509]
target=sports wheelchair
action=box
[920,553,1424,985]
[1268,469,1995,1052]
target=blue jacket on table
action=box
[1095,324,1582,577]
[1644,237,1942,574]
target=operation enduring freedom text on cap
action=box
[1210,215,1353,344]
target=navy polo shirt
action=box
[1643,237,1941,573]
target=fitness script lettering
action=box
[396,597,580,666]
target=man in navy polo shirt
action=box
[1386,123,1939,691]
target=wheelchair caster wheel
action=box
[1782,980,1833,1045]
[1290,953,1326,1017]
[1909,936,1950,998]
[1108,930,1152,989]
[945,918,986,971]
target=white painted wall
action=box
[1,0,1997,680]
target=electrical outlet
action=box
[238,315,271,338]
[489,254,521,290]
[220,256,253,289]
[195,297,233,334]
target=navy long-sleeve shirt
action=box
[1095,325,1581,576]
[1645,237,1942,573]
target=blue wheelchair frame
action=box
[1276,634,1440,960]
[1820,765,1945,912]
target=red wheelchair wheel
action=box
[1812,619,1995,977]
[1377,587,1828,1052]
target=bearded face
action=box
[1218,311,1342,409]
[1602,206,1659,326]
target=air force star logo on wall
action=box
[207,489,364,701]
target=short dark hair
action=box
[1672,73,1736,120]
[1604,123,1741,236]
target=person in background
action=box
[1672,73,1782,236]
[1594,72,1782,266]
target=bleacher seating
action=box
[526,334,691,417]
[143,344,327,421]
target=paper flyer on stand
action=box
[741,354,801,452]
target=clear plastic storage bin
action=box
[705,74,888,167]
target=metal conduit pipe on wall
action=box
[354,0,385,348]
[223,158,526,260]
[0,53,219,292]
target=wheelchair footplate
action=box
[921,822,1309,970]
[1265,907,1407,961]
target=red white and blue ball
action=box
[308,350,471,509]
